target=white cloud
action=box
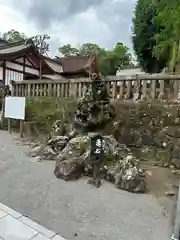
[0,0,136,56]
[0,3,38,37]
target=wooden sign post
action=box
[89,134,105,188]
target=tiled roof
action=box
[0,40,63,75]
[0,38,8,46]
[54,55,92,73]
[0,40,98,76]
[0,43,32,55]
[44,58,63,74]
[0,39,36,59]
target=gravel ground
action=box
[0,130,171,240]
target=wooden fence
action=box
[11,75,180,100]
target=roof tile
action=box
[54,55,92,73]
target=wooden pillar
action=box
[82,83,87,97]
[69,80,77,97]
[141,80,148,100]
[39,58,42,80]
[20,120,24,138]
[27,84,31,97]
[78,82,82,97]
[119,81,124,99]
[8,118,12,133]
[23,56,25,80]
[151,80,156,99]
[48,83,52,97]
[2,61,6,85]
[158,80,165,99]
[1,61,6,129]
[133,75,141,101]
[125,81,132,99]
[112,82,117,99]
[175,79,180,100]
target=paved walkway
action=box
[0,202,64,240]
[0,131,171,240]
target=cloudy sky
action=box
[0,0,136,56]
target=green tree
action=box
[132,0,166,73]
[99,43,132,75]
[58,42,132,76]
[79,43,102,56]
[31,34,50,55]
[153,0,180,73]
[2,29,50,55]
[2,29,26,42]
[58,44,79,56]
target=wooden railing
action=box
[12,75,180,100]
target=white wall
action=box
[0,66,23,85]
[5,69,23,85]
[0,59,40,86]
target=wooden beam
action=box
[5,66,23,74]
[39,58,42,80]
[11,59,39,70]
[23,56,25,79]
[26,55,38,68]
[105,75,180,81]
[2,61,6,85]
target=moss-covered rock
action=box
[53,134,146,192]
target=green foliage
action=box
[25,98,77,133]
[58,44,79,56]
[1,29,133,75]
[153,0,180,73]
[99,43,132,75]
[2,29,26,43]
[31,34,50,55]
[58,42,133,76]
[132,0,166,73]
[1,29,50,55]
[78,43,102,56]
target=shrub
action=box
[25,97,77,133]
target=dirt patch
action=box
[142,163,179,211]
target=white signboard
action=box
[4,96,25,120]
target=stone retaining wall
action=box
[112,101,180,168]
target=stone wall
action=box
[112,101,180,169]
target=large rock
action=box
[54,157,85,181]
[54,134,147,193]
[105,155,147,193]
[28,144,57,160]
[47,136,69,152]
[28,119,77,160]
[55,134,130,167]
[28,136,68,161]
[74,78,115,133]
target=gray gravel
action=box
[0,131,171,240]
